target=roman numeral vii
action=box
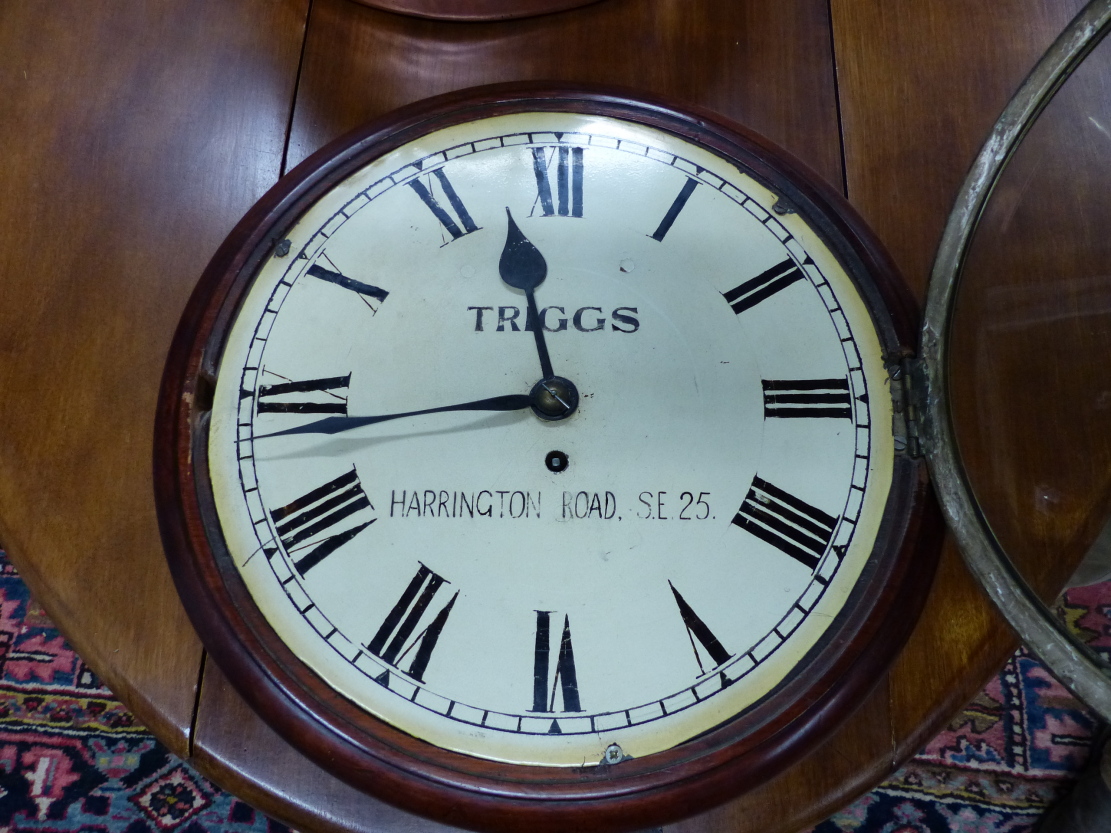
[367,564,458,684]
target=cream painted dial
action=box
[206,111,894,768]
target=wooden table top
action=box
[0,1,1097,830]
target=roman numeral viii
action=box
[269,468,374,575]
[732,476,838,570]
[367,564,457,684]
[723,258,805,314]
[257,373,350,415]
[409,169,480,243]
[763,378,852,419]
[530,611,582,716]
[531,147,584,218]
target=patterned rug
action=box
[0,547,1104,833]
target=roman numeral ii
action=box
[723,259,805,314]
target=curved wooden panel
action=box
[0,0,311,756]
[352,0,606,21]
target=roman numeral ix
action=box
[732,477,838,570]
[530,611,582,722]
[762,378,852,419]
[367,564,457,684]
[531,146,584,218]
[723,258,805,314]
[257,373,350,415]
[269,468,374,575]
[409,169,480,243]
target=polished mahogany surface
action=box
[0,0,1091,831]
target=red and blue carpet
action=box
[0,548,1103,832]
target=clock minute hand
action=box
[255,393,533,439]
[499,208,554,380]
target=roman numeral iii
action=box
[531,147,584,218]
[257,373,350,415]
[530,611,582,714]
[367,564,458,684]
[409,169,480,242]
[723,258,805,314]
[732,476,838,569]
[269,468,374,575]
[762,378,852,419]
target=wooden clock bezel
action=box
[154,83,942,832]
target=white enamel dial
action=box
[206,111,894,768]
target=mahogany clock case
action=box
[154,84,941,832]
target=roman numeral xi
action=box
[367,564,457,684]
[269,468,374,575]
[409,169,480,243]
[733,477,838,570]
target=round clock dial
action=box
[157,86,936,829]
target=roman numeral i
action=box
[269,468,374,575]
[733,476,838,570]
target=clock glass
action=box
[203,108,896,768]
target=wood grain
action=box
[0,0,310,757]
[285,0,843,184]
[351,0,607,22]
[0,0,1102,830]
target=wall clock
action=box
[155,84,939,831]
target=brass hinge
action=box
[889,356,928,458]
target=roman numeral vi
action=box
[530,611,582,715]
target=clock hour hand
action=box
[255,393,532,439]
[499,208,554,380]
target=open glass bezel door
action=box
[922,0,1111,718]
